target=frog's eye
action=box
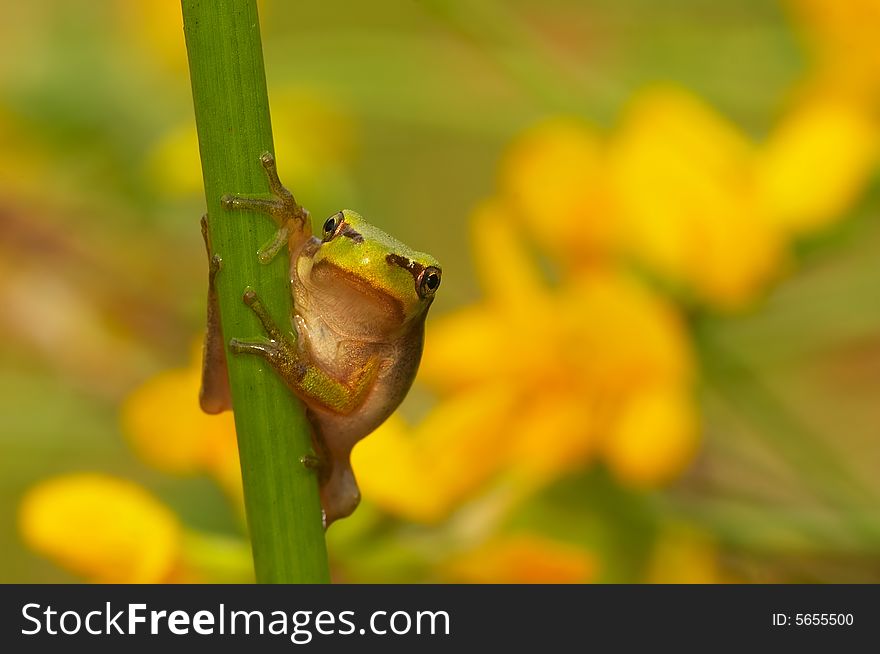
[322,211,344,241]
[417,266,442,299]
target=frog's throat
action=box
[307,258,406,324]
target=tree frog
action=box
[199,152,441,527]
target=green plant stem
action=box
[181,0,329,583]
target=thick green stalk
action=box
[181,0,329,583]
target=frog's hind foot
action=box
[320,462,361,529]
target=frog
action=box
[199,152,441,527]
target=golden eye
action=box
[418,266,442,298]
[323,211,344,241]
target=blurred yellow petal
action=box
[561,272,694,392]
[120,345,243,508]
[507,391,595,483]
[499,117,616,259]
[757,99,879,234]
[351,415,424,516]
[444,534,596,583]
[688,209,785,310]
[122,365,237,475]
[353,386,517,522]
[115,0,187,73]
[19,473,181,583]
[420,225,564,390]
[411,386,518,509]
[603,386,699,486]
[470,200,551,318]
[609,86,784,308]
[613,86,754,184]
[420,305,527,391]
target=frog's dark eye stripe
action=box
[339,223,364,243]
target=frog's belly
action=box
[298,315,424,458]
[307,369,401,455]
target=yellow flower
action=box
[121,344,243,505]
[500,87,878,309]
[756,98,879,235]
[499,117,616,261]
[350,84,877,528]
[602,386,698,487]
[19,473,182,583]
[608,87,785,309]
[443,534,597,584]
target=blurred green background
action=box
[2,0,880,583]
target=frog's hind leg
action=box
[199,214,233,415]
[300,417,360,529]
[220,152,310,263]
[319,454,361,529]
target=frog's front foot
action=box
[220,152,310,264]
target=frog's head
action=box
[305,210,442,337]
